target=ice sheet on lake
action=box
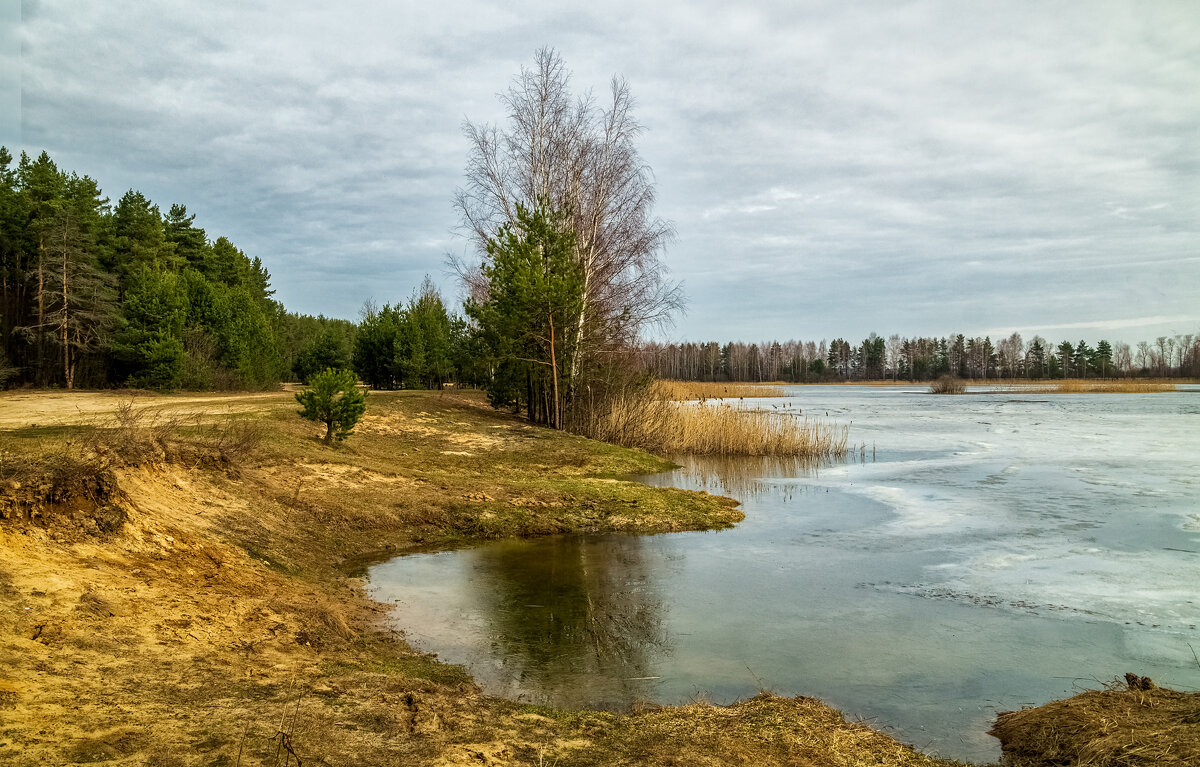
[773,386,1200,636]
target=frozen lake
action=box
[368,385,1200,763]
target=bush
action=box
[929,375,966,394]
[83,399,182,466]
[0,350,18,389]
[295,368,367,444]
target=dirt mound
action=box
[990,675,1200,766]
[0,465,128,539]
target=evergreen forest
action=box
[0,148,467,392]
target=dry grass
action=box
[0,389,986,767]
[590,393,849,457]
[1015,380,1179,394]
[576,693,971,766]
[989,674,1200,766]
[0,389,755,767]
[654,380,787,400]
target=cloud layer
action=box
[8,0,1199,344]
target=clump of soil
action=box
[990,674,1200,766]
[0,462,128,539]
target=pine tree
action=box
[17,151,64,383]
[296,368,366,444]
[1073,340,1092,378]
[466,204,583,428]
[1094,340,1113,377]
[1056,341,1075,378]
[163,204,209,272]
[43,174,117,388]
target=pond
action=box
[367,385,1200,763]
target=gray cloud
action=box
[7,0,1199,344]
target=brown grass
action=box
[989,675,1200,766]
[578,693,970,766]
[590,393,849,458]
[1017,380,1179,394]
[654,380,787,400]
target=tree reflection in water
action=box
[469,534,669,709]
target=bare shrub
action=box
[929,376,966,395]
[201,417,267,463]
[73,400,261,469]
[82,400,183,467]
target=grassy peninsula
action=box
[0,388,973,767]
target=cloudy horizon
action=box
[4,0,1198,347]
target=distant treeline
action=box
[643,332,1200,383]
[0,148,482,392]
[7,149,1195,395]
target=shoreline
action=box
[5,388,964,766]
[2,388,1191,765]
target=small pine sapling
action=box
[295,368,367,444]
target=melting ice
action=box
[369,385,1200,763]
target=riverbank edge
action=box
[1,388,973,766]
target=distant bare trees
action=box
[643,329,1197,382]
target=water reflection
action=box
[644,454,832,498]
[465,535,670,708]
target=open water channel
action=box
[368,385,1200,763]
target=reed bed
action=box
[653,380,786,401]
[588,394,849,458]
[1011,380,1178,394]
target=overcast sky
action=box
[4,0,1198,345]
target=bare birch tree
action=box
[454,48,681,406]
[886,334,902,381]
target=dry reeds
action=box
[588,393,848,458]
[1030,380,1178,394]
[653,380,786,401]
